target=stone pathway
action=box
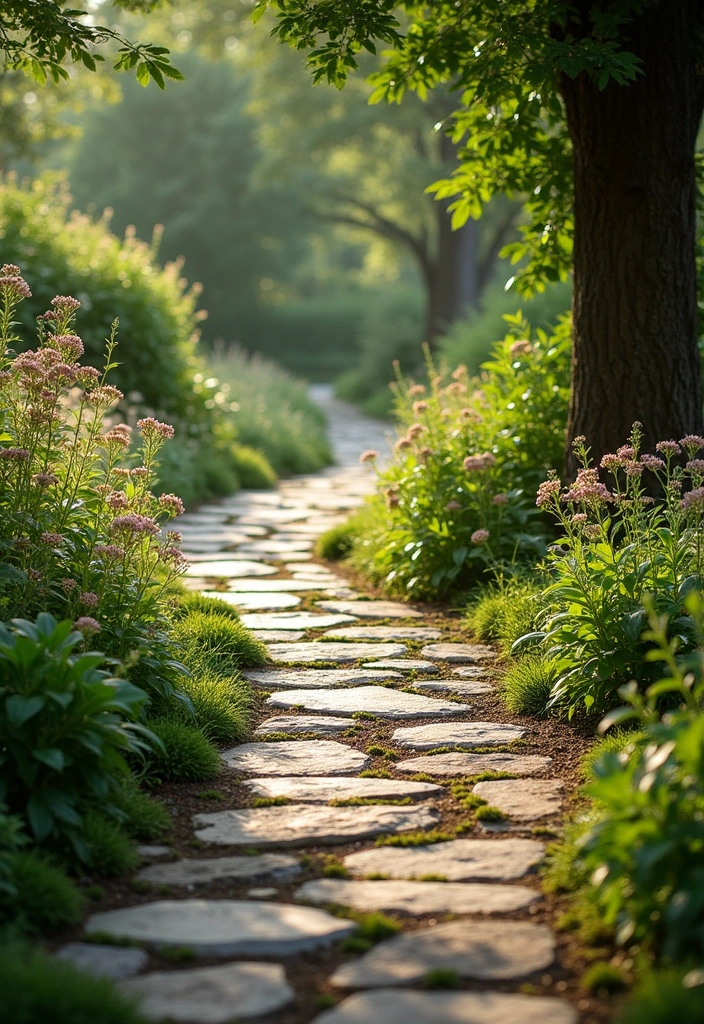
[60,388,583,1023]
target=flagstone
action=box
[237,541,314,556]
[137,853,302,887]
[331,919,555,988]
[412,678,495,696]
[244,668,404,689]
[392,722,526,750]
[312,990,577,1024]
[185,560,277,578]
[344,838,545,882]
[242,776,443,803]
[119,962,294,1023]
[56,943,148,980]
[452,665,489,678]
[473,779,564,820]
[253,630,306,642]
[421,643,496,663]
[86,900,355,956]
[267,686,469,719]
[317,600,423,620]
[240,612,357,630]
[193,803,440,848]
[185,550,267,562]
[267,641,407,664]
[220,739,370,775]
[396,752,552,776]
[255,715,352,736]
[361,659,438,673]
[202,591,301,610]
[323,626,442,641]
[295,878,538,915]
[227,579,344,592]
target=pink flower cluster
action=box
[159,493,185,517]
[536,477,561,507]
[110,514,159,536]
[564,468,613,505]
[137,417,175,441]
[471,529,490,544]
[463,452,495,472]
[0,264,31,300]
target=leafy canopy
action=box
[0,0,182,88]
[254,1,645,293]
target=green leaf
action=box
[33,747,65,772]
[5,694,45,728]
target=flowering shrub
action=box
[348,315,569,596]
[519,425,704,714]
[0,266,187,700]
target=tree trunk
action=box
[560,0,704,475]
[424,214,479,344]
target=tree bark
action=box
[424,214,479,344]
[559,0,704,475]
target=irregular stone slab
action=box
[296,878,538,915]
[255,715,352,737]
[331,919,555,988]
[243,776,444,803]
[392,722,526,750]
[253,630,305,642]
[120,962,293,1023]
[267,642,407,664]
[185,560,277,578]
[227,579,341,592]
[361,659,437,674]
[186,548,267,561]
[244,668,403,689]
[312,990,577,1024]
[137,844,171,858]
[317,600,423,620]
[237,541,313,556]
[202,591,301,611]
[86,900,355,956]
[344,838,545,882]
[248,887,277,898]
[240,612,357,631]
[193,803,440,848]
[473,779,564,821]
[396,752,552,776]
[324,626,441,641]
[421,643,496,664]
[452,666,489,678]
[221,739,369,776]
[412,678,494,696]
[267,687,468,720]
[137,853,301,887]
[56,943,148,980]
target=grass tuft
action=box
[0,853,84,934]
[82,814,139,877]
[582,962,628,995]
[501,656,557,717]
[143,718,220,783]
[423,967,460,989]
[172,611,268,673]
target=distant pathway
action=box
[64,394,584,1024]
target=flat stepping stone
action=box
[267,687,469,720]
[244,668,404,689]
[56,943,148,980]
[362,659,437,673]
[193,803,440,848]
[221,740,369,776]
[296,878,538,915]
[412,678,494,696]
[311,990,576,1024]
[184,560,277,578]
[240,612,357,630]
[253,630,305,642]
[137,844,171,858]
[267,642,407,664]
[473,779,564,820]
[243,776,444,803]
[397,752,552,776]
[421,643,495,663]
[255,715,352,736]
[331,919,555,988]
[392,722,525,750]
[344,838,545,882]
[323,626,441,641]
[137,854,301,887]
[86,900,355,956]
[119,962,293,1023]
[318,600,422,620]
[452,666,489,678]
[202,591,301,610]
[285,562,337,573]
[237,541,313,555]
[185,550,266,561]
[227,579,341,592]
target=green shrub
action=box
[172,612,268,674]
[617,970,704,1024]
[347,315,570,597]
[466,576,548,653]
[178,668,252,745]
[142,719,220,783]
[582,961,627,994]
[171,592,241,622]
[501,657,558,717]
[112,781,170,841]
[0,942,147,1024]
[81,814,139,877]
[0,614,156,859]
[208,345,332,476]
[231,445,277,489]
[316,516,365,561]
[515,426,704,715]
[0,852,84,933]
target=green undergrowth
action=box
[501,657,558,717]
[466,576,548,654]
[170,592,243,622]
[329,797,412,807]
[251,797,291,808]
[259,731,321,741]
[0,853,84,935]
[141,719,220,784]
[113,782,171,841]
[171,612,268,674]
[423,967,460,989]
[177,667,252,745]
[376,823,474,846]
[81,815,140,877]
[339,911,401,953]
[617,969,704,1024]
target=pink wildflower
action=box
[583,524,601,540]
[571,513,588,524]
[680,435,704,454]
[687,460,704,473]
[510,339,532,357]
[61,578,77,592]
[408,384,426,397]
[79,592,99,608]
[160,545,186,567]
[137,417,175,441]
[451,365,468,380]
[50,334,84,360]
[359,450,378,464]
[106,491,129,510]
[394,438,412,453]
[88,385,123,406]
[32,472,58,487]
[471,529,490,544]
[165,531,182,544]
[564,468,613,505]
[536,477,561,507]
[76,366,101,387]
[51,295,81,314]
[482,452,496,468]
[407,424,425,439]
[464,455,487,472]
[681,487,704,512]
[40,532,63,546]
[74,616,101,635]
[94,544,125,560]
[413,401,428,414]
[616,445,636,461]
[492,493,508,506]
[641,454,665,470]
[101,429,131,449]
[0,266,31,299]
[131,466,149,479]
[445,501,463,512]
[656,440,681,455]
[110,514,159,536]
[159,493,185,517]
[445,381,467,395]
[418,447,434,462]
